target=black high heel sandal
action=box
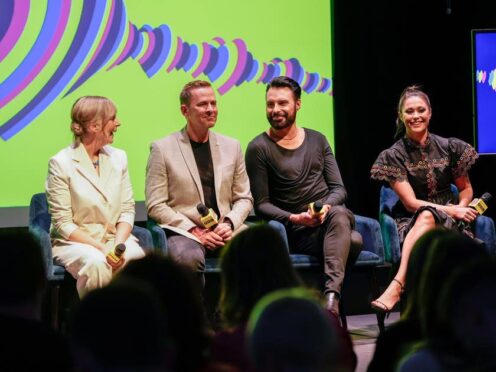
[370,278,404,314]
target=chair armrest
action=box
[146,219,168,255]
[475,215,496,255]
[132,225,154,252]
[379,213,401,263]
[29,225,54,280]
[355,215,385,264]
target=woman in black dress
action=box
[369,85,479,312]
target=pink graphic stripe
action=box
[0,0,71,108]
[0,0,30,62]
[138,30,155,64]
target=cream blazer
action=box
[46,143,135,246]
[146,128,253,239]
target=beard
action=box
[267,111,296,130]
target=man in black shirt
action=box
[245,76,357,316]
[146,80,253,278]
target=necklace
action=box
[92,159,99,168]
[269,128,299,141]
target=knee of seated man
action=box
[327,206,353,227]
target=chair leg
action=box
[50,282,60,330]
[339,297,348,330]
[369,266,386,333]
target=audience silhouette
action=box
[0,229,73,371]
[117,252,210,372]
[69,278,169,371]
[247,287,339,372]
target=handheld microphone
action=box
[106,243,126,264]
[458,192,492,229]
[196,203,219,229]
[309,201,324,218]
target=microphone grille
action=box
[481,193,493,203]
[114,243,126,257]
[196,203,209,215]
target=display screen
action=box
[0,0,334,209]
[472,29,496,154]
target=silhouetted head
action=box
[70,278,169,371]
[219,223,301,327]
[0,229,46,312]
[117,253,208,372]
[248,288,338,372]
[418,230,488,344]
[438,257,496,369]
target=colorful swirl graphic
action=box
[0,0,333,140]
[476,69,496,91]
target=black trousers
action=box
[286,206,355,295]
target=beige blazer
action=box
[146,128,253,239]
[46,143,136,246]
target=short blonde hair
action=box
[179,80,212,106]
[70,96,116,143]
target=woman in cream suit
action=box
[45,96,145,297]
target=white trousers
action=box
[52,236,145,298]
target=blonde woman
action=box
[46,96,145,297]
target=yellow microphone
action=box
[309,201,324,218]
[106,243,126,264]
[458,192,492,229]
[196,203,219,229]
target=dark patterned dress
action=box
[370,133,478,244]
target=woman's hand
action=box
[449,205,479,223]
[106,255,126,270]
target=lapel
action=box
[209,132,222,200]
[71,144,110,202]
[98,146,114,193]
[177,129,204,202]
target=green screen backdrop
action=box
[0,0,333,210]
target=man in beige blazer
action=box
[146,80,253,276]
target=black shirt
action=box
[245,128,347,222]
[190,139,220,218]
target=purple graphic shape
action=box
[192,42,211,78]
[0,0,15,42]
[129,27,143,58]
[0,0,105,139]
[203,45,218,75]
[110,22,136,68]
[67,0,126,95]
[0,0,70,107]
[175,41,191,70]
[166,36,183,72]
[141,25,172,77]
[139,29,156,65]
[0,0,29,63]
[236,51,253,86]
[218,39,247,94]
[207,45,228,82]
[182,43,197,72]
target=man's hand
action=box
[289,212,321,227]
[291,204,331,227]
[213,222,233,241]
[190,226,225,250]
